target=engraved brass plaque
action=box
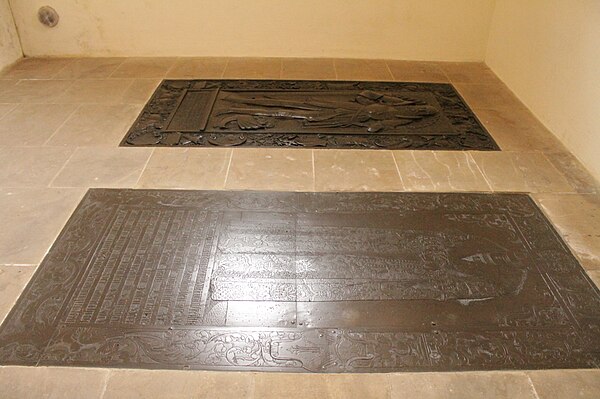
[121,80,499,150]
[0,190,598,372]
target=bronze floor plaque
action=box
[1,190,598,372]
[121,80,500,150]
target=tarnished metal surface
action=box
[0,190,598,372]
[121,80,499,150]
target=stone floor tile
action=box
[439,62,503,85]
[314,149,403,191]
[0,80,74,103]
[137,148,231,189]
[121,79,161,104]
[254,373,330,399]
[0,103,78,146]
[166,57,228,79]
[0,79,17,92]
[326,374,391,399]
[532,194,600,271]
[389,372,537,399]
[473,108,567,153]
[0,188,85,264]
[53,57,125,79]
[0,58,72,79]
[335,59,393,81]
[226,148,313,191]
[281,58,336,80]
[110,57,177,79]
[0,366,109,399]
[0,265,36,324]
[529,370,600,399]
[393,151,490,191]
[103,370,253,399]
[0,147,74,187]
[223,57,282,79]
[51,147,152,188]
[471,152,575,193]
[386,60,448,83]
[54,79,134,103]
[0,103,17,119]
[46,104,141,147]
[588,270,600,288]
[545,152,599,194]
[455,83,524,110]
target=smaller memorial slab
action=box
[121,80,499,150]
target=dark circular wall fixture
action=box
[38,6,59,28]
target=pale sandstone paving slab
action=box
[223,58,282,79]
[0,366,108,399]
[47,104,142,147]
[282,58,336,80]
[53,57,125,79]
[335,59,393,81]
[137,148,231,189]
[0,104,78,146]
[166,57,228,79]
[0,80,74,103]
[386,61,448,83]
[51,147,153,188]
[473,107,567,153]
[109,57,176,79]
[528,369,600,399]
[0,103,18,119]
[0,147,74,187]
[439,62,503,85]
[103,370,254,399]
[470,152,575,193]
[54,79,136,104]
[393,151,490,192]
[532,194,600,272]
[0,188,85,265]
[545,152,599,194]
[225,148,313,191]
[388,372,537,399]
[0,58,73,80]
[314,149,403,191]
[0,266,36,324]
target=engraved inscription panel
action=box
[121,80,499,150]
[0,190,598,372]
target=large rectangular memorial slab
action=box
[121,80,499,150]
[0,190,598,372]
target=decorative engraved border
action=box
[0,190,598,371]
[120,80,500,150]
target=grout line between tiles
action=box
[384,61,396,81]
[133,148,155,188]
[391,152,406,190]
[99,369,111,399]
[467,152,494,191]
[526,375,541,399]
[311,149,316,192]
[46,147,78,188]
[220,59,230,79]
[42,103,82,146]
[223,149,234,188]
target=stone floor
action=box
[0,57,598,398]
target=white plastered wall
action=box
[0,0,22,70]
[486,0,600,180]
[9,0,496,61]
